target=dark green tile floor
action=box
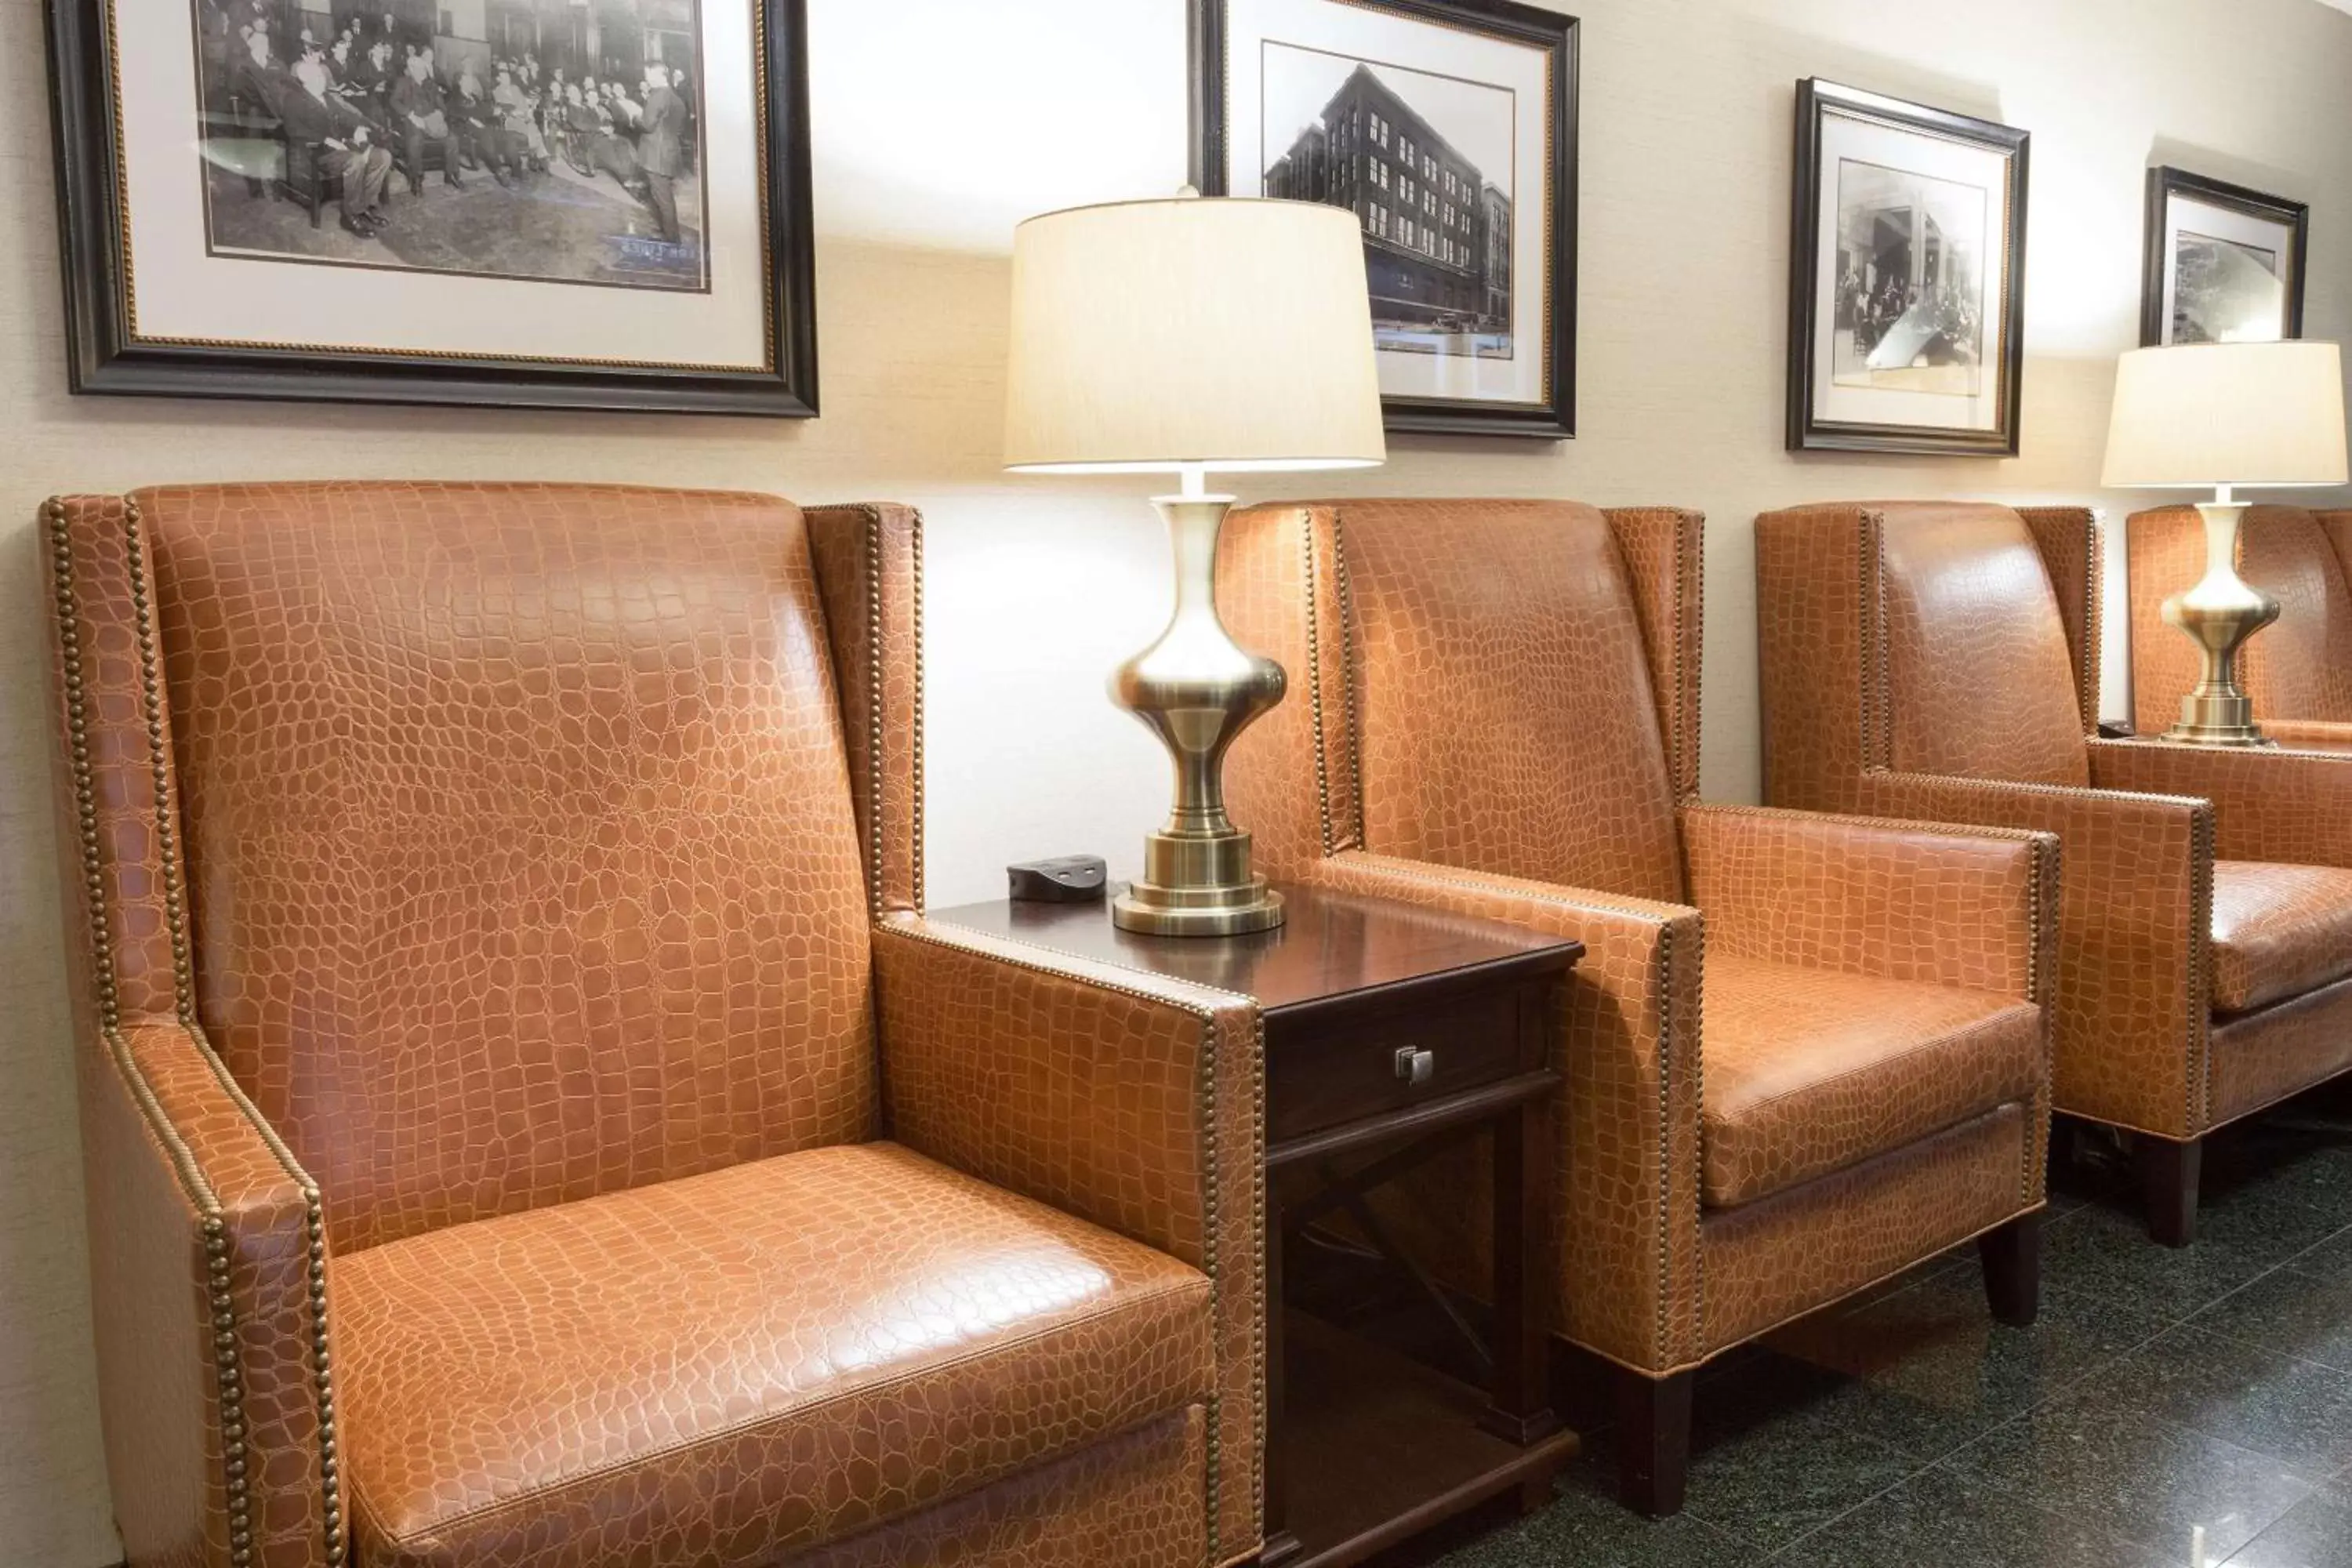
[1410,1086,2352,1568]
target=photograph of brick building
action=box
[1262,53,1513,358]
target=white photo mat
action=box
[1809,105,2012,434]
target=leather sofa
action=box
[41,483,1264,1568]
[2129,503,2352,748]
[1759,500,2352,1247]
[1215,499,2056,1515]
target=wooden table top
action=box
[924,882,1581,1018]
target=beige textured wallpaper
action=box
[5,0,2352,1559]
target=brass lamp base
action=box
[2163,692,2278,749]
[1109,489,1288,938]
[2161,499,2281,748]
[1113,826,1286,936]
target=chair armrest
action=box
[1302,851,1705,1375]
[2090,736,2352,867]
[85,1022,339,1567]
[1855,770,2214,1137]
[873,915,1263,1566]
[1681,803,2056,1002]
[2260,719,2352,753]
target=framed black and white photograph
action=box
[1787,78,2027,456]
[1190,0,1577,439]
[2141,165,2307,347]
[47,0,815,414]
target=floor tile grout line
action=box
[2096,1322,2352,1490]
[2154,1214,2352,1355]
[2157,1309,2352,1384]
[2037,1218,2338,1326]
[1689,1414,1943,1558]
[1806,1262,2194,1466]
[1922,1395,2321,1563]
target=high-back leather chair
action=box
[1759,500,2352,1247]
[1217,499,2056,1516]
[42,483,1263,1568]
[2129,503,2352,747]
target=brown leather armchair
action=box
[1216,499,2055,1516]
[2129,503,2352,749]
[41,484,1263,1568]
[1759,500,2352,1247]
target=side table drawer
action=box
[1269,982,1533,1144]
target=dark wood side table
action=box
[928,883,1583,1567]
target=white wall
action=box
[5,1,2352,1559]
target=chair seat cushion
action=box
[2210,860,2352,1014]
[1700,956,2043,1210]
[334,1142,1212,1568]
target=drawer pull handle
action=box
[1394,1046,1436,1087]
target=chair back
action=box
[56,482,877,1254]
[1220,499,1690,905]
[1757,502,2093,811]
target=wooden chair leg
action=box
[2140,1134,2202,1248]
[1979,1212,2042,1327]
[1614,1367,1693,1517]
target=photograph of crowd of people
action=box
[194,0,707,291]
[1830,158,1987,397]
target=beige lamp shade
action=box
[2103,340,2349,488]
[1004,196,1387,474]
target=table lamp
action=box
[2103,340,2349,746]
[1004,192,1385,935]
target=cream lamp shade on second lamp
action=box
[1006,192,1385,935]
[2103,340,2350,745]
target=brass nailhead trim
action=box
[860,507,887,920]
[1197,1008,1225,1556]
[2079,514,2103,734]
[1672,510,1704,804]
[49,499,259,1566]
[851,505,927,916]
[2024,834,2055,1206]
[2188,805,2216,1134]
[1245,1009,1268,1532]
[1658,922,1687,1363]
[1330,521,1365,848]
[1300,513,1335,858]
[909,509,927,913]
[1860,511,1891,772]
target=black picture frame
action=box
[1786,78,2028,458]
[2140,165,2307,347]
[1189,0,1578,441]
[44,0,818,416]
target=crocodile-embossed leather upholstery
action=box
[1700,956,2042,1208]
[2128,504,2352,736]
[146,481,877,1256]
[1218,499,2053,1382]
[2212,975,2352,1127]
[42,484,1257,1568]
[1335,498,1685,902]
[1871,505,2092,788]
[336,1142,1210,1567]
[1758,499,2352,1152]
[2209,862,2352,1014]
